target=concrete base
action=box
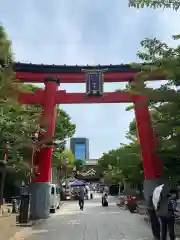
[29,182,51,220]
[143,178,165,201]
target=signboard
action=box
[82,69,108,97]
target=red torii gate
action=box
[16,63,165,219]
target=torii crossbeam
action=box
[16,63,165,219]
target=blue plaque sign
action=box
[82,69,107,97]
[89,73,100,94]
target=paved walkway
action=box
[0,214,20,240]
[19,194,153,240]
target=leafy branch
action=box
[129,0,180,10]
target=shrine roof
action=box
[15,62,139,73]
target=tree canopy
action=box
[0,25,76,188]
[129,0,180,10]
[98,1,180,187]
[0,25,15,101]
[53,149,75,185]
[98,135,143,186]
[98,100,180,186]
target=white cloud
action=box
[1,0,179,158]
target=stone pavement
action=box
[0,214,20,240]
[19,194,153,240]
[0,204,21,240]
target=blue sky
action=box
[1,0,179,158]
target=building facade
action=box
[85,159,98,166]
[70,138,89,162]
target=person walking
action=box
[156,187,176,240]
[78,186,85,211]
[147,195,160,240]
[103,186,109,194]
[101,186,109,206]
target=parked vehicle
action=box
[116,195,126,207]
[50,184,61,213]
[5,196,21,204]
[124,196,138,213]
[64,188,72,200]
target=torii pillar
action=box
[29,77,59,220]
[133,95,164,201]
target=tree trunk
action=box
[0,165,6,207]
[64,168,67,181]
[123,180,132,195]
[57,167,62,186]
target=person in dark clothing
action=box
[159,215,175,240]
[156,189,176,240]
[78,187,85,210]
[147,196,160,240]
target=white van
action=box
[50,184,61,213]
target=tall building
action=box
[70,138,89,162]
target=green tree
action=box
[0,91,76,199]
[128,0,180,98]
[126,0,180,185]
[0,26,76,203]
[148,104,180,183]
[53,149,75,185]
[74,159,85,172]
[53,107,76,151]
[0,25,16,101]
[122,101,180,184]
[0,26,41,205]
[99,0,180,189]
[98,140,143,190]
[129,0,180,10]
[0,100,41,201]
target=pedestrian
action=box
[103,186,109,194]
[156,187,176,240]
[78,186,85,211]
[147,195,160,240]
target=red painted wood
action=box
[55,91,133,104]
[19,90,168,105]
[16,65,165,182]
[133,95,163,179]
[18,90,44,104]
[33,81,59,183]
[16,71,165,83]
